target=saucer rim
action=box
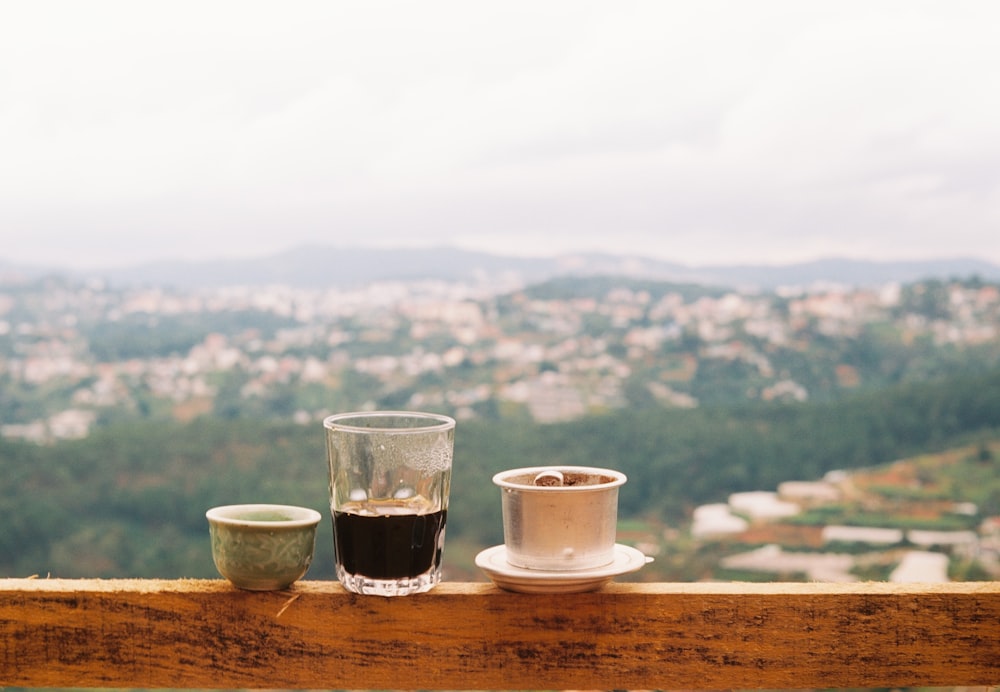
[474,543,650,592]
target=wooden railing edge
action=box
[2,578,999,689]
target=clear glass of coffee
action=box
[323,411,455,596]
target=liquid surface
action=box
[236,511,294,522]
[334,503,446,580]
[506,471,616,487]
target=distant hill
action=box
[4,246,1000,290]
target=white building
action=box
[822,525,904,545]
[728,491,801,521]
[890,551,950,583]
[720,544,858,582]
[778,480,842,504]
[907,530,979,556]
[691,504,749,538]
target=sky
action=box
[2,0,999,270]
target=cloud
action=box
[1,1,999,268]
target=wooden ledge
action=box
[2,579,998,689]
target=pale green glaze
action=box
[207,504,321,590]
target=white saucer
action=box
[475,544,652,594]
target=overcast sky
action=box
[2,1,999,270]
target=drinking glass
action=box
[324,411,455,596]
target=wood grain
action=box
[1,579,998,689]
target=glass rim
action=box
[323,410,456,433]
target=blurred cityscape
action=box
[2,270,1000,586]
[2,272,999,444]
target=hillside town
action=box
[3,273,999,587]
[684,462,999,583]
[2,274,1000,444]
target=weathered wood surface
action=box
[1,578,998,690]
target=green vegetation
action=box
[2,368,998,580]
[3,273,1000,583]
[82,310,301,361]
[789,506,979,532]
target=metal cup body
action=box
[493,466,626,571]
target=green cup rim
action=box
[206,503,321,528]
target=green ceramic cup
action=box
[206,504,321,590]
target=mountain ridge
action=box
[3,245,999,290]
